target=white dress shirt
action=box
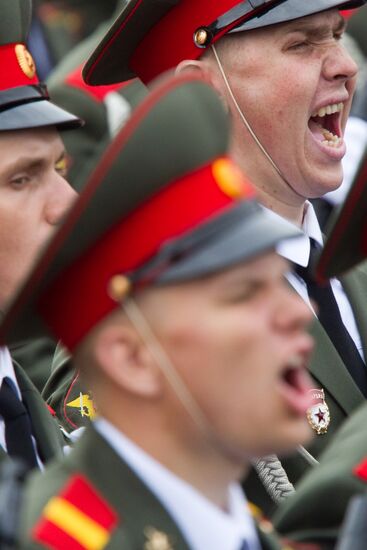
[95,418,261,550]
[276,202,364,360]
[0,346,23,451]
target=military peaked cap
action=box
[0,0,81,131]
[83,0,367,86]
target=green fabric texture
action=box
[274,402,367,548]
[10,337,57,393]
[6,362,64,465]
[0,0,31,44]
[19,426,285,549]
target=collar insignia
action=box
[144,527,173,550]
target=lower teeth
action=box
[321,128,341,147]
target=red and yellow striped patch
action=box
[32,474,118,550]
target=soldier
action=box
[81,0,367,512]
[0,73,315,550]
[0,0,81,470]
[273,145,367,549]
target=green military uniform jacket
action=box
[19,426,292,550]
[273,402,367,549]
[5,362,64,465]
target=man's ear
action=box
[93,319,163,399]
[175,59,229,112]
[175,59,209,78]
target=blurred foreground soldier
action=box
[0,0,81,469]
[0,73,316,550]
[82,0,367,512]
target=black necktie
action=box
[238,541,251,550]
[296,239,367,397]
[0,377,38,470]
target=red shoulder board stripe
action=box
[353,458,367,482]
[47,404,56,417]
[65,64,131,103]
[32,474,118,550]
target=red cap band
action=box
[66,64,131,103]
[38,156,255,351]
[130,0,246,83]
[0,43,39,90]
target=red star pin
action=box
[315,409,325,423]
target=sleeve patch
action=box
[32,474,118,550]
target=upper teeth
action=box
[312,102,343,118]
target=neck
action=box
[230,137,307,227]
[101,404,248,509]
[256,185,306,227]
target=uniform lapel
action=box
[66,427,192,550]
[308,319,364,415]
[340,262,367,361]
[13,363,64,462]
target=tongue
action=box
[308,118,326,142]
[279,368,313,415]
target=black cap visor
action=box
[232,0,366,32]
[0,86,81,131]
[131,201,301,286]
[0,97,82,131]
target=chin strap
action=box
[211,44,304,200]
[122,297,216,442]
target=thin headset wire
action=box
[211,43,304,199]
[211,44,320,468]
[122,296,309,500]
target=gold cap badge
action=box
[15,44,36,79]
[194,28,209,47]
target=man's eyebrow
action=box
[0,150,67,178]
[284,15,346,38]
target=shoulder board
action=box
[32,474,118,550]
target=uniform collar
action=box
[95,418,261,550]
[275,201,323,267]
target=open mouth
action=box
[278,355,313,415]
[308,102,344,148]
